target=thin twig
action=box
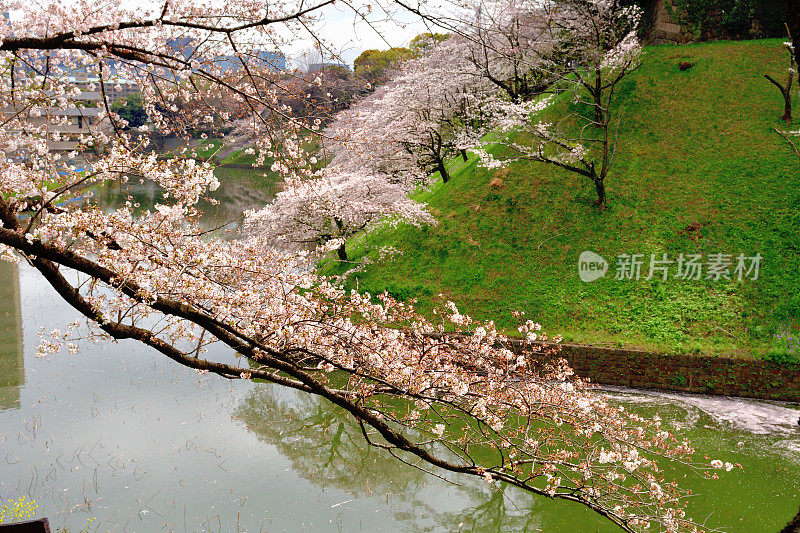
[774,127,800,160]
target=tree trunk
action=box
[333,218,347,261]
[763,74,792,122]
[783,92,792,122]
[437,160,450,183]
[593,177,607,208]
[460,149,468,162]
[593,67,603,124]
[789,0,800,67]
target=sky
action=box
[7,0,451,68]
[283,1,440,67]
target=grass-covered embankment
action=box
[322,39,800,359]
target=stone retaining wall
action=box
[522,342,800,402]
[653,0,682,44]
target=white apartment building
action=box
[10,76,140,152]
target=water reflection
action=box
[2,256,800,531]
[95,166,278,232]
[0,260,23,411]
[3,170,800,530]
[235,386,547,532]
[233,381,800,532]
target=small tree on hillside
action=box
[557,0,642,124]
[461,0,644,210]
[246,171,434,261]
[764,31,795,122]
[466,0,572,102]
[470,26,642,208]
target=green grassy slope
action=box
[323,39,800,358]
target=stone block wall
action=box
[521,342,800,402]
[653,0,682,44]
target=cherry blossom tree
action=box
[463,0,572,102]
[245,170,434,261]
[764,33,795,122]
[325,35,492,185]
[468,4,643,207]
[0,1,720,531]
[557,0,643,125]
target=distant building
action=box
[214,50,286,73]
[105,80,140,102]
[65,74,140,103]
[167,37,285,75]
[6,75,139,152]
[0,261,23,412]
[51,77,140,151]
[4,52,138,151]
[22,85,103,151]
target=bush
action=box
[667,0,788,40]
[776,293,800,319]
[764,324,800,364]
[111,92,147,129]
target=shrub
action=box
[764,324,800,364]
